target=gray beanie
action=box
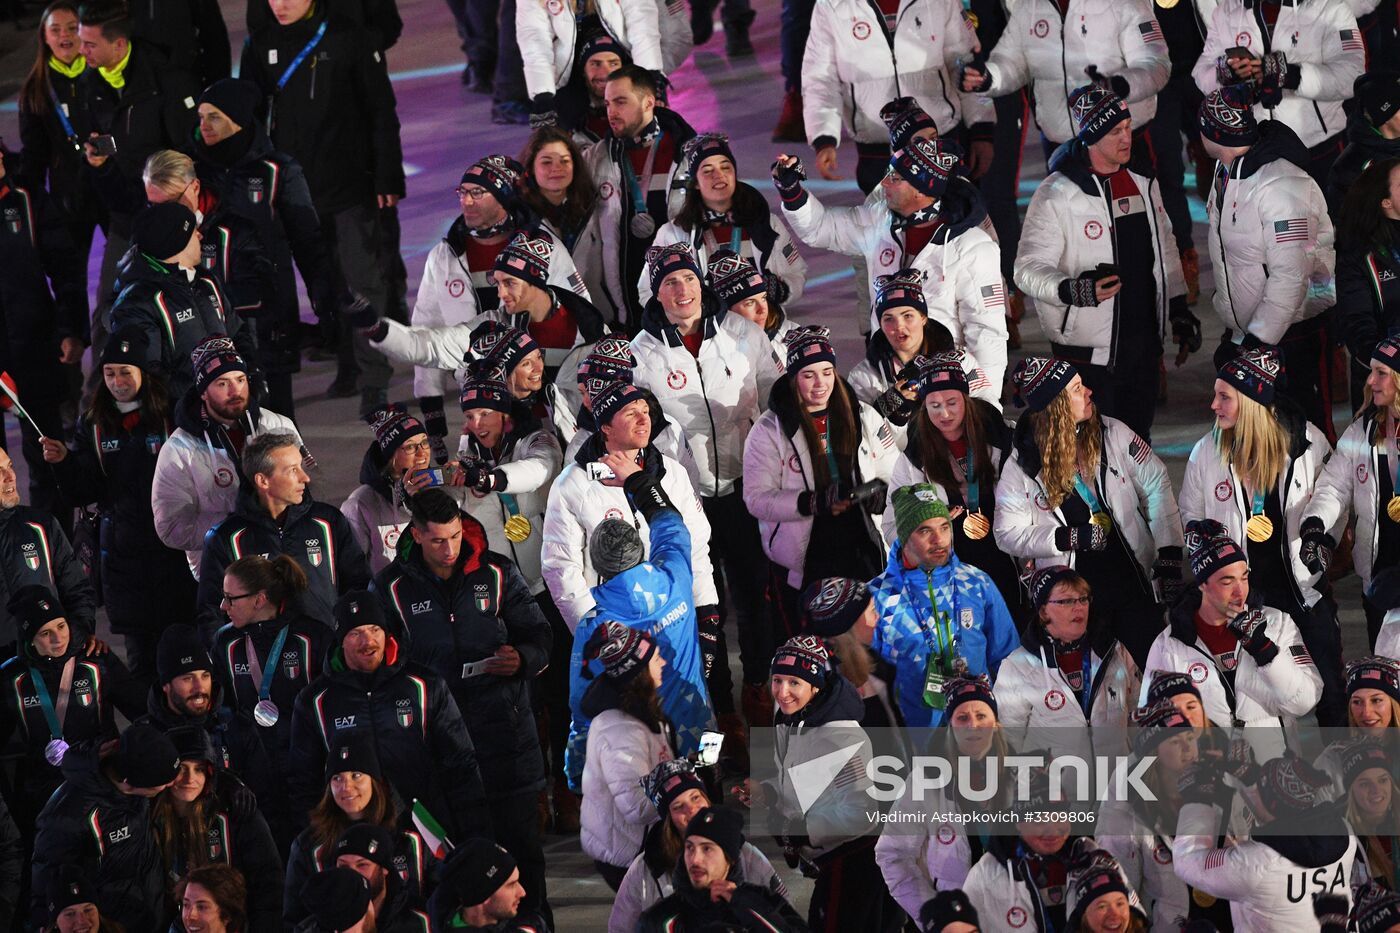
[590,519,644,579]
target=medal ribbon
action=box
[622,131,663,223]
[29,657,75,741]
[1078,651,1093,717]
[701,224,743,257]
[499,491,523,519]
[922,573,954,667]
[244,626,290,706]
[959,453,980,512]
[1386,413,1400,500]
[1071,471,1104,516]
[1249,488,1266,520]
[44,82,80,147]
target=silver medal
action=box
[630,212,656,238]
[253,699,280,728]
[44,738,68,766]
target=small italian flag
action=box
[411,800,453,859]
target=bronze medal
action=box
[1090,511,1113,533]
[1245,513,1274,543]
[1388,495,1400,523]
[504,514,532,543]
[963,511,990,540]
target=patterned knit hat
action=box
[890,136,960,198]
[578,31,632,66]
[458,366,514,414]
[492,230,552,290]
[1342,741,1392,791]
[1028,565,1080,610]
[1346,656,1400,704]
[1130,699,1191,756]
[783,325,837,373]
[880,96,937,151]
[1372,334,1400,370]
[873,268,929,319]
[365,403,427,457]
[1067,864,1132,930]
[1069,84,1130,145]
[578,337,636,400]
[1184,518,1248,583]
[1356,882,1400,933]
[801,577,872,638]
[190,335,247,394]
[771,635,831,688]
[1145,670,1202,707]
[1010,356,1076,412]
[646,242,703,297]
[591,380,646,426]
[460,155,523,206]
[683,132,735,182]
[1199,84,1259,146]
[1255,754,1329,816]
[642,759,707,816]
[891,483,951,543]
[1218,345,1283,407]
[582,620,656,681]
[470,321,540,377]
[945,673,997,719]
[917,350,970,397]
[706,249,767,308]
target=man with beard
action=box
[152,337,305,576]
[0,447,96,655]
[427,839,549,932]
[554,33,630,144]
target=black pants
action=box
[491,790,550,924]
[594,859,630,891]
[1071,352,1161,442]
[1145,68,1202,252]
[807,841,902,933]
[122,631,162,690]
[1293,595,1346,727]
[325,204,393,402]
[532,589,572,783]
[1306,133,1346,192]
[981,90,1029,281]
[779,0,816,89]
[702,486,773,697]
[456,0,527,101]
[1365,594,1385,652]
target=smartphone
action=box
[1224,45,1252,60]
[586,461,616,481]
[697,731,725,767]
[90,134,117,157]
[895,355,928,384]
[1094,263,1120,281]
[461,659,490,679]
[848,478,888,504]
[412,468,444,487]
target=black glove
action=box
[1313,893,1349,933]
[1298,517,1335,575]
[1177,760,1226,805]
[1058,268,1115,307]
[1221,735,1259,785]
[1084,64,1112,91]
[345,290,378,328]
[696,605,722,682]
[1171,307,1203,354]
[804,483,849,517]
[459,461,490,491]
[1258,51,1287,107]
[1055,523,1108,552]
[624,471,677,520]
[215,770,258,821]
[1215,54,1247,86]
[418,396,451,465]
[529,92,557,129]
[1153,552,1185,607]
[1227,608,1279,665]
[1069,838,1118,874]
[771,156,807,200]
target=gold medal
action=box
[1245,513,1274,542]
[1388,495,1400,523]
[1090,511,1113,533]
[1191,888,1216,908]
[963,511,990,540]
[504,514,532,542]
[1156,0,1179,8]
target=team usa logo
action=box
[1187,661,1210,684]
[935,825,956,844]
[667,370,687,390]
[1358,463,1370,485]
[1084,220,1103,240]
[599,182,615,200]
[447,279,466,298]
[1033,492,1051,511]
[604,508,624,521]
[879,247,896,267]
[852,21,871,39]
[1214,480,1232,502]
[1032,19,1049,37]
[1007,907,1029,928]
[214,467,235,488]
[1235,31,1251,47]
[1044,689,1066,710]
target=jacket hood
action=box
[1274,395,1313,460]
[1254,804,1352,867]
[639,289,727,346]
[862,321,955,373]
[929,175,990,243]
[766,372,863,438]
[1019,611,1116,658]
[358,442,395,501]
[1048,139,1158,196]
[1232,119,1311,181]
[173,385,266,441]
[774,669,866,727]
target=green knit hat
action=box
[892,483,951,543]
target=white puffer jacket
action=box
[742,379,899,588]
[403,224,588,398]
[540,445,717,630]
[1014,147,1186,367]
[610,841,783,933]
[800,0,994,147]
[580,707,670,868]
[992,416,1184,578]
[848,341,997,452]
[781,180,1008,387]
[1178,413,1335,609]
[637,213,808,308]
[339,465,475,576]
[152,406,302,576]
[978,0,1170,144]
[630,304,782,498]
[516,0,663,99]
[1192,0,1365,149]
[1204,124,1336,343]
[1307,409,1390,593]
[874,767,990,918]
[564,412,703,493]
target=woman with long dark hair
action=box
[519,126,599,253]
[1336,157,1400,410]
[704,249,795,362]
[41,327,195,685]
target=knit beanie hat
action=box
[945,673,997,720]
[771,634,832,688]
[1009,763,1068,817]
[706,249,767,308]
[302,867,371,932]
[1356,881,1400,933]
[7,585,64,646]
[112,723,180,788]
[470,321,540,378]
[46,866,99,924]
[458,366,514,414]
[1356,72,1400,129]
[919,889,980,933]
[578,338,635,401]
[873,269,929,320]
[190,335,248,395]
[1010,356,1077,412]
[334,823,396,871]
[459,155,523,207]
[582,620,657,681]
[1342,741,1392,792]
[365,404,427,458]
[683,132,735,182]
[642,759,707,816]
[1218,345,1283,407]
[1373,334,1400,370]
[1066,865,1132,929]
[1069,84,1130,145]
[800,577,872,638]
[685,806,745,864]
[1346,656,1400,704]
[646,242,703,297]
[198,78,261,132]
[917,350,970,397]
[167,725,216,764]
[578,31,632,67]
[890,136,959,198]
[783,325,837,373]
[1145,671,1202,707]
[1130,699,1191,757]
[131,201,197,260]
[589,519,645,579]
[1184,518,1248,584]
[1255,754,1329,816]
[157,624,212,684]
[1027,565,1080,610]
[880,96,937,152]
[1199,84,1259,146]
[591,380,646,426]
[101,325,149,368]
[492,230,553,290]
[332,590,397,644]
[324,734,383,783]
[891,483,951,544]
[440,839,518,909]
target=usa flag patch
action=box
[567,270,586,294]
[877,422,895,449]
[979,283,1006,309]
[1204,850,1226,870]
[1340,28,1364,51]
[1128,433,1151,464]
[967,367,991,394]
[1274,219,1308,243]
[782,242,799,261]
[1138,19,1165,43]
[1290,644,1314,666]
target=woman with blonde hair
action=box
[1305,335,1400,647]
[993,357,1183,664]
[1315,658,1400,800]
[1342,741,1400,891]
[1179,345,1342,724]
